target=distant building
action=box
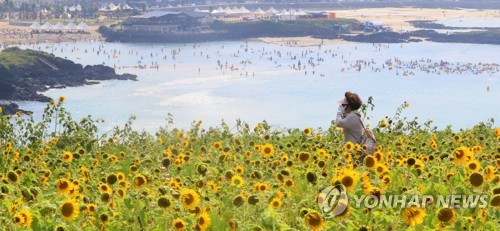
[122,11,213,34]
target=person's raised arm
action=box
[335,105,348,128]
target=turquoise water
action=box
[15,41,499,132]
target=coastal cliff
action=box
[0,47,137,114]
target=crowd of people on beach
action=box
[5,39,498,79]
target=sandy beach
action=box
[331,7,500,32]
[258,7,500,46]
[0,20,103,45]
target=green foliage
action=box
[0,100,497,230]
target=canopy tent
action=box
[53,22,65,30]
[279,9,290,15]
[253,8,266,15]
[214,7,224,13]
[30,22,41,30]
[122,4,133,10]
[239,6,251,14]
[266,7,278,14]
[65,22,78,30]
[76,22,89,30]
[297,9,308,15]
[41,22,53,30]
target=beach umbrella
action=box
[77,22,90,30]
[41,22,53,30]
[30,22,41,30]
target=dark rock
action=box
[0,47,137,105]
[0,103,31,115]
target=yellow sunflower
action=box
[180,188,201,210]
[269,197,282,209]
[298,152,311,163]
[437,207,456,223]
[173,218,186,231]
[62,151,73,162]
[98,183,112,194]
[402,206,426,226]
[484,166,495,181]
[332,168,360,191]
[197,212,211,231]
[13,213,25,226]
[453,146,473,165]
[467,160,481,173]
[15,208,33,227]
[305,211,325,231]
[87,204,97,214]
[364,155,377,169]
[260,144,275,158]
[60,199,79,221]
[56,178,74,195]
[231,175,244,188]
[303,128,312,135]
[133,175,147,188]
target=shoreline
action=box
[1,7,498,46]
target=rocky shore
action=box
[0,47,136,115]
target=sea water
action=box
[16,41,499,133]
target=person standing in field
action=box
[335,91,363,145]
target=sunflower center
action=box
[61,203,74,217]
[307,214,321,226]
[469,173,484,187]
[438,208,453,222]
[59,181,69,189]
[365,157,375,167]
[342,176,353,187]
[184,194,194,205]
[175,222,184,228]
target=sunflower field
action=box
[0,100,498,231]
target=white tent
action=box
[53,22,65,30]
[279,9,290,15]
[214,7,224,13]
[65,22,78,30]
[41,22,53,30]
[266,7,278,14]
[239,6,251,14]
[254,8,265,15]
[30,22,41,30]
[122,4,133,10]
[108,3,118,11]
[77,22,89,30]
[297,9,308,15]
